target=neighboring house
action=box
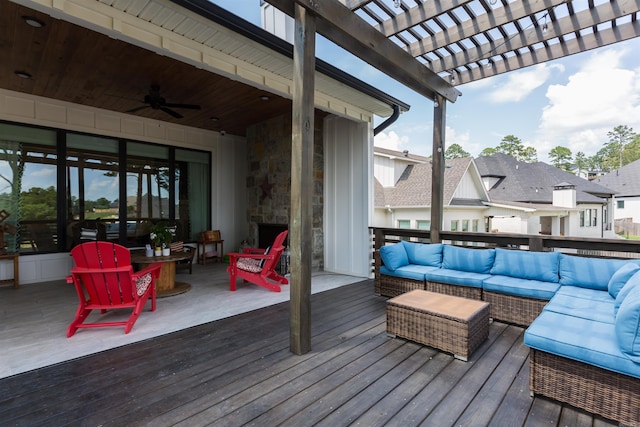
[475,154,616,238]
[595,159,640,223]
[373,148,490,233]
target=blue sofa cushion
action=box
[490,248,560,283]
[379,243,408,271]
[614,271,640,317]
[380,264,438,282]
[555,285,615,304]
[402,241,442,267]
[442,245,495,274]
[525,311,640,379]
[425,268,489,289]
[544,292,615,324]
[559,254,635,291]
[483,275,560,300]
[616,283,640,363]
[608,262,640,299]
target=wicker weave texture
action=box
[530,349,640,426]
[378,275,425,297]
[387,299,489,360]
[426,281,482,300]
[484,291,547,326]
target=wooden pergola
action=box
[267,0,640,354]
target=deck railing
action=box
[369,227,640,275]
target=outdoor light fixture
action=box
[22,16,44,28]
[260,95,270,101]
[394,0,401,8]
[14,71,32,79]
[210,117,219,122]
[450,73,456,84]
[433,99,439,108]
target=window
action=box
[580,209,598,227]
[617,200,625,209]
[450,220,459,231]
[0,122,211,253]
[461,220,469,232]
[472,219,479,232]
[397,219,410,229]
[416,220,430,230]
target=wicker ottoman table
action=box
[386,290,490,361]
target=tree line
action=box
[445,125,640,175]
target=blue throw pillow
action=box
[615,281,640,363]
[379,243,409,271]
[615,271,640,317]
[608,262,640,299]
[442,245,495,274]
[402,242,442,267]
[490,248,559,283]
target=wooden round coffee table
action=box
[131,251,192,297]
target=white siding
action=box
[324,116,370,278]
[614,196,640,223]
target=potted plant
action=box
[150,221,172,256]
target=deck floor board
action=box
[0,280,619,427]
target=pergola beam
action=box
[267,0,461,103]
[455,18,640,84]
[376,0,474,38]
[430,0,640,74]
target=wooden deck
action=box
[0,280,617,426]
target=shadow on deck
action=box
[0,280,617,426]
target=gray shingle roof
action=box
[594,159,640,197]
[474,153,615,204]
[374,157,474,207]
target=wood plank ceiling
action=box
[0,1,296,137]
[342,0,640,87]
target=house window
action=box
[0,122,211,253]
[472,219,479,232]
[417,220,430,230]
[580,209,598,227]
[617,200,625,209]
[461,220,469,232]
[450,220,459,231]
[397,219,410,229]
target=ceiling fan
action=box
[125,85,201,119]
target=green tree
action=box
[496,135,525,158]
[605,125,635,170]
[479,147,497,157]
[574,151,587,176]
[445,143,470,159]
[493,135,538,162]
[95,197,111,209]
[621,133,640,165]
[21,186,57,220]
[549,146,573,172]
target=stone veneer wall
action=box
[245,113,324,270]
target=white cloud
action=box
[488,63,564,103]
[534,48,640,160]
[374,130,409,152]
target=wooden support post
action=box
[290,4,315,355]
[430,94,446,243]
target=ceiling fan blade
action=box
[125,105,149,113]
[160,107,183,119]
[163,103,201,110]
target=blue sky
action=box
[213,1,640,163]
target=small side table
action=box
[0,253,19,289]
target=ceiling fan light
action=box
[22,16,45,28]
[15,71,32,79]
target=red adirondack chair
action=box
[66,241,162,337]
[227,230,289,292]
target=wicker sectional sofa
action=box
[375,241,640,425]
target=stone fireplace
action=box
[245,113,324,270]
